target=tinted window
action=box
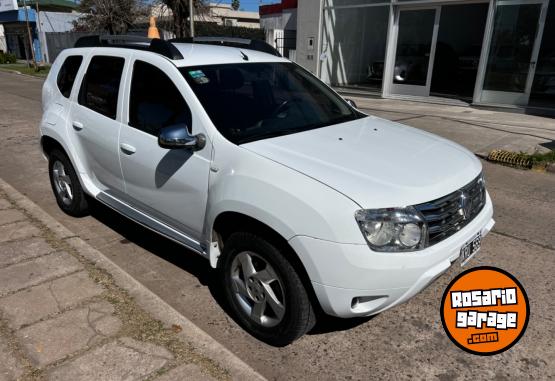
[129,61,192,136]
[78,56,125,119]
[181,63,363,144]
[57,55,83,98]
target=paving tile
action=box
[0,271,104,329]
[0,237,55,268]
[0,333,24,381]
[0,209,27,226]
[17,301,122,368]
[48,338,173,381]
[0,221,40,244]
[0,199,12,210]
[0,251,82,296]
[155,363,217,381]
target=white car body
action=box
[40,42,494,319]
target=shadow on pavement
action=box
[87,197,375,341]
[88,198,214,287]
[309,314,375,335]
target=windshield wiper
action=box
[236,114,363,145]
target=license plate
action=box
[460,231,482,266]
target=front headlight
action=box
[355,207,428,252]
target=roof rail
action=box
[169,36,281,57]
[73,35,184,60]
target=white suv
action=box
[40,36,494,345]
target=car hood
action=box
[241,116,482,208]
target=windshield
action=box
[180,62,364,144]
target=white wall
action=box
[295,1,322,74]
[37,11,81,33]
[0,25,6,53]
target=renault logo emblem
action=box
[458,191,471,220]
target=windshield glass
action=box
[180,62,364,144]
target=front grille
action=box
[414,174,486,246]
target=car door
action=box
[66,50,130,193]
[118,53,212,241]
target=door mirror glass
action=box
[158,124,206,151]
[345,98,358,109]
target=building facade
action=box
[260,0,298,59]
[262,0,555,113]
[203,2,260,28]
[0,0,78,62]
[151,2,260,29]
[0,6,42,61]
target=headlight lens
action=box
[355,207,428,252]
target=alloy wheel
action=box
[52,160,73,206]
[230,251,286,327]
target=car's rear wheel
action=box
[221,232,316,346]
[48,149,89,217]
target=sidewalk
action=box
[347,96,555,156]
[0,179,265,381]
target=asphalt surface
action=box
[1,71,554,380]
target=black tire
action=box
[48,149,89,217]
[221,232,316,346]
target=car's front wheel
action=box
[221,232,316,346]
[48,149,89,217]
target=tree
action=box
[231,0,240,11]
[73,0,148,34]
[157,0,206,38]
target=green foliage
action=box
[231,0,240,11]
[0,51,17,64]
[529,150,555,164]
[73,0,148,34]
[0,63,50,77]
[157,0,208,38]
[196,22,265,40]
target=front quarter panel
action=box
[206,134,366,267]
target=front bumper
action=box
[289,194,495,318]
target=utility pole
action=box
[22,0,37,70]
[35,0,44,65]
[189,0,194,37]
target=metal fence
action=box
[43,31,92,63]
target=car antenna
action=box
[240,51,249,61]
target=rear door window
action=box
[78,56,125,119]
[57,55,83,98]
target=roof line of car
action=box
[73,35,281,61]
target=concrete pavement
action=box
[346,96,555,156]
[0,178,265,381]
[1,70,555,380]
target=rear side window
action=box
[129,60,192,136]
[56,55,82,98]
[78,56,125,119]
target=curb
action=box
[0,69,47,80]
[0,178,266,381]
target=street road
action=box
[1,71,554,379]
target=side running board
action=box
[96,192,206,256]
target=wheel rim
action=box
[52,160,73,206]
[230,251,286,328]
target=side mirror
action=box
[345,98,358,109]
[158,123,206,151]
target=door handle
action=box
[120,143,136,155]
[72,121,84,131]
